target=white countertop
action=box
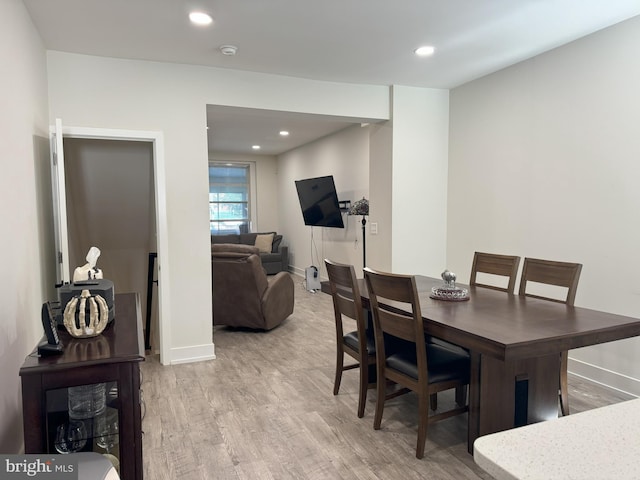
[473,398,640,480]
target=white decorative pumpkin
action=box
[63,289,110,338]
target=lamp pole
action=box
[349,197,369,270]
[361,216,367,268]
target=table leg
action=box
[468,352,560,453]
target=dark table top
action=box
[323,276,640,361]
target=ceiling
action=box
[24,0,640,155]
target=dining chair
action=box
[431,252,521,354]
[470,251,521,292]
[325,259,376,418]
[363,267,470,459]
[430,251,521,408]
[519,257,583,416]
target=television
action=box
[295,175,345,228]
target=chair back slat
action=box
[377,308,417,343]
[470,252,521,293]
[335,294,358,320]
[518,257,582,306]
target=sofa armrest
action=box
[262,272,294,329]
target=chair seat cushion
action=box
[344,330,376,355]
[386,343,470,384]
[427,336,470,358]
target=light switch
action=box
[370,222,378,235]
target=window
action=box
[209,164,251,234]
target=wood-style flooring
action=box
[141,274,633,480]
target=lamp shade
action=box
[349,197,369,216]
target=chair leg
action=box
[357,361,368,418]
[373,367,386,430]
[333,347,344,396]
[455,385,467,407]
[429,393,437,411]
[416,391,429,459]
[560,350,570,416]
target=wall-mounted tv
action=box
[295,175,344,228]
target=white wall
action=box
[0,0,52,452]
[448,15,640,395]
[279,125,370,277]
[46,51,389,363]
[278,87,451,281]
[368,120,394,272]
[391,86,450,277]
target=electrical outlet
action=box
[370,222,378,235]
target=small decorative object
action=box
[430,269,470,301]
[96,409,119,454]
[68,383,107,419]
[73,246,104,282]
[442,269,457,287]
[349,197,369,268]
[63,289,110,338]
[54,420,87,454]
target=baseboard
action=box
[289,266,305,277]
[169,342,216,365]
[569,357,640,397]
[289,266,325,282]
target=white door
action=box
[50,118,71,284]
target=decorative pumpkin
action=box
[63,289,109,338]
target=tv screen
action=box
[295,175,344,228]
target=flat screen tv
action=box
[295,175,344,228]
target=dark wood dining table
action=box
[322,275,640,453]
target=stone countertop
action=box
[473,398,640,480]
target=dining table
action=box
[321,275,640,453]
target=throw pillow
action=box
[254,233,274,253]
[272,234,283,252]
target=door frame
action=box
[52,124,171,364]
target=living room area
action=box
[4,1,640,478]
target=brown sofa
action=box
[211,232,288,275]
[211,244,294,330]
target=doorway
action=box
[51,123,169,363]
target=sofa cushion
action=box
[239,232,258,245]
[272,235,283,252]
[254,233,274,253]
[240,232,280,251]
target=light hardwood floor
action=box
[141,275,633,480]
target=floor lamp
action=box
[349,197,369,268]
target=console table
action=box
[20,293,145,480]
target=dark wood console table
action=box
[20,292,145,480]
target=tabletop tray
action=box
[429,286,470,302]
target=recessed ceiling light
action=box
[279,131,289,136]
[252,145,261,150]
[415,45,435,57]
[219,45,238,56]
[189,12,213,26]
